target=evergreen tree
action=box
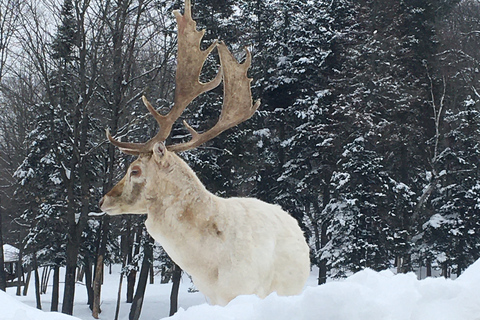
[321,136,392,276]
[14,103,67,265]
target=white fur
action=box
[101,147,310,306]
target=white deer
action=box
[99,0,310,306]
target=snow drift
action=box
[0,289,81,320]
[1,259,479,320]
[164,259,480,320]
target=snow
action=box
[87,211,106,217]
[423,213,447,229]
[2,259,480,320]
[0,290,80,320]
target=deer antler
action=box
[168,42,260,152]
[107,0,259,155]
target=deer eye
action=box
[130,166,141,177]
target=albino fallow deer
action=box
[99,0,310,306]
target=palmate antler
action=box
[107,0,260,155]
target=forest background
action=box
[0,0,479,318]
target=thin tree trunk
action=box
[76,265,85,282]
[84,258,94,310]
[40,267,47,293]
[129,235,153,320]
[42,266,51,294]
[114,260,126,320]
[318,221,328,285]
[169,264,182,316]
[16,246,23,296]
[23,270,31,296]
[304,204,321,284]
[115,232,129,319]
[92,215,110,318]
[397,254,411,274]
[0,201,5,291]
[92,260,104,319]
[126,228,140,303]
[442,262,448,278]
[51,265,60,311]
[33,253,42,310]
[149,264,154,284]
[318,179,330,285]
[426,258,432,277]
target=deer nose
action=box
[99,197,105,209]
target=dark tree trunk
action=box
[129,235,153,320]
[169,264,182,316]
[33,253,42,310]
[318,221,328,285]
[114,261,125,320]
[84,258,94,310]
[304,204,319,283]
[60,7,90,311]
[442,262,449,279]
[318,178,330,285]
[51,265,60,311]
[76,266,84,282]
[126,270,137,303]
[149,264,154,284]
[41,266,51,294]
[115,233,129,320]
[126,227,140,303]
[23,270,31,296]
[40,267,46,293]
[397,254,411,274]
[16,246,23,296]
[61,175,89,314]
[0,210,6,292]
[426,258,432,277]
[62,237,80,315]
[93,215,111,318]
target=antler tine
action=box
[106,129,146,156]
[172,0,222,114]
[168,42,261,152]
[104,97,168,156]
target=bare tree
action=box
[0,0,21,82]
[92,0,177,317]
[0,0,27,292]
[13,0,98,314]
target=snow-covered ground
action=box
[2,259,480,320]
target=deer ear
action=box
[153,142,167,162]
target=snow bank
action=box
[165,259,480,320]
[0,290,81,320]
[1,259,479,320]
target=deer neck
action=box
[145,153,216,232]
[143,153,229,279]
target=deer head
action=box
[99,0,260,215]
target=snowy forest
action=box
[0,0,479,318]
